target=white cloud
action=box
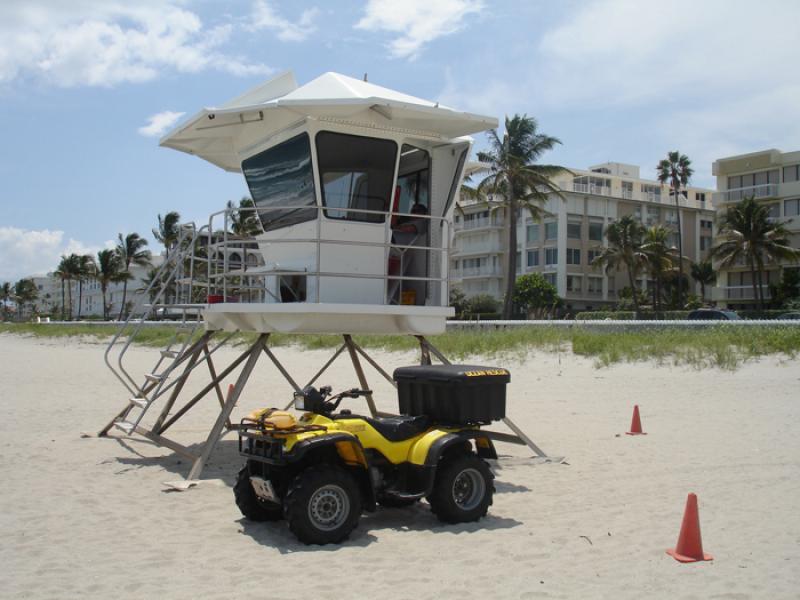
[0,227,113,282]
[537,0,800,108]
[355,0,483,59]
[138,111,186,138]
[246,1,319,41]
[0,0,271,87]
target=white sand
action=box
[0,333,798,599]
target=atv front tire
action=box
[234,466,283,522]
[284,465,362,545]
[428,453,494,524]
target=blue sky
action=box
[1,0,799,281]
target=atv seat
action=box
[365,415,430,442]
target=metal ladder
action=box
[101,223,209,436]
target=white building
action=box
[451,162,716,311]
[711,148,800,309]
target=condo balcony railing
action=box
[572,182,612,196]
[570,182,707,209]
[713,285,773,301]
[713,184,779,204]
[455,216,504,230]
[452,266,502,278]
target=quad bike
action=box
[234,364,510,545]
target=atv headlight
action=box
[293,392,305,411]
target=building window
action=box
[544,273,556,286]
[526,250,539,267]
[588,221,604,241]
[567,220,582,239]
[621,181,634,199]
[545,221,558,240]
[545,247,558,265]
[646,206,660,225]
[588,276,603,295]
[567,275,582,292]
[784,165,800,183]
[526,224,539,244]
[642,183,661,200]
[784,198,800,217]
[700,219,712,229]
[588,249,601,264]
[766,203,780,218]
[700,236,712,251]
[566,248,581,265]
[696,192,706,202]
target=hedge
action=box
[576,309,794,320]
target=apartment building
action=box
[711,148,800,309]
[451,162,716,311]
[26,258,161,319]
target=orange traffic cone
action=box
[626,405,646,435]
[667,493,713,563]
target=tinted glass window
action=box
[396,144,431,216]
[316,132,397,223]
[242,133,316,233]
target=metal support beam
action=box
[152,334,209,433]
[343,334,378,417]
[187,334,269,481]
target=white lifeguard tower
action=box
[100,72,548,483]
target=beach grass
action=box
[1,322,798,369]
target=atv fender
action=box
[423,431,498,467]
[405,431,497,497]
[290,433,377,512]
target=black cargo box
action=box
[393,365,510,425]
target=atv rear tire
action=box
[428,453,494,524]
[233,466,283,522]
[284,465,362,545]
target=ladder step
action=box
[144,373,165,383]
[161,350,179,359]
[115,421,136,434]
[129,397,149,408]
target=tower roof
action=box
[160,71,498,172]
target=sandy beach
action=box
[0,332,798,599]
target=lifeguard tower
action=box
[100,71,549,483]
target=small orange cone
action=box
[626,405,646,435]
[667,493,713,563]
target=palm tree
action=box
[226,197,261,237]
[475,115,567,318]
[690,260,716,302]
[54,254,81,319]
[656,151,693,308]
[592,215,647,316]
[641,225,676,312]
[0,282,11,320]
[75,254,96,320]
[13,278,38,320]
[152,211,181,258]
[115,233,152,320]
[710,196,799,309]
[95,249,121,320]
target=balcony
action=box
[713,285,772,301]
[452,266,503,279]
[712,184,779,204]
[572,182,612,196]
[454,216,504,231]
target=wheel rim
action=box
[451,468,485,511]
[308,484,350,531]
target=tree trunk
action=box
[628,266,640,318]
[66,280,73,320]
[101,283,107,320]
[674,191,685,308]
[77,279,83,319]
[118,278,128,320]
[503,195,518,320]
[756,266,765,310]
[749,262,760,311]
[61,280,65,321]
[700,281,706,302]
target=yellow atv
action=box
[234,365,509,545]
